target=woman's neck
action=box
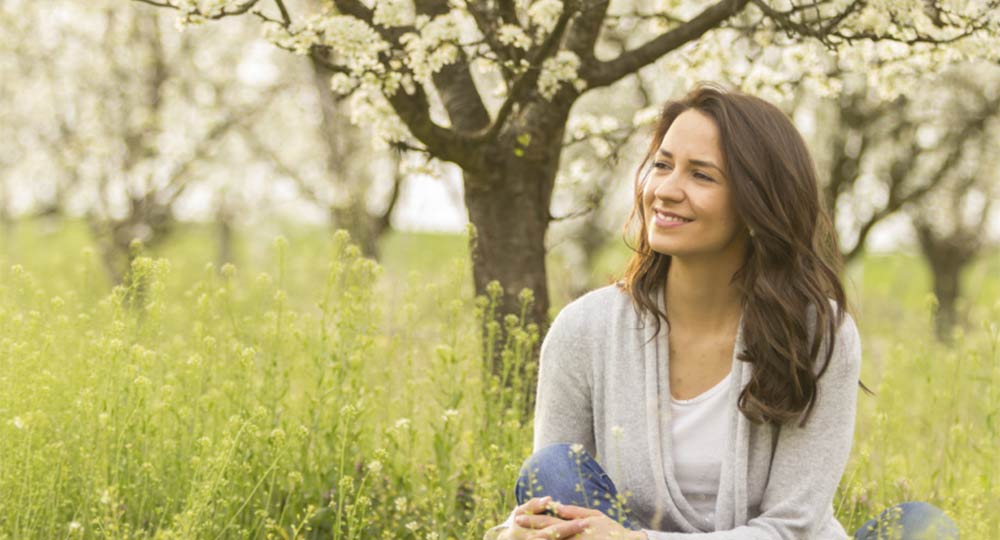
[664,256,744,333]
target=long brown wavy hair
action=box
[620,84,849,426]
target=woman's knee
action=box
[865,501,959,540]
[515,443,595,501]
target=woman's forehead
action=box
[658,109,723,164]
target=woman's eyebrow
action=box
[657,149,725,176]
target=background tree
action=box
[2,0,296,285]
[907,67,1000,341]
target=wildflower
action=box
[394,496,408,512]
[406,521,420,532]
[68,521,83,533]
[367,460,383,474]
[12,416,24,430]
[611,425,624,438]
[570,443,584,454]
[441,409,459,423]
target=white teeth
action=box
[656,210,690,222]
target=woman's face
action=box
[642,109,747,263]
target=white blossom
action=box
[497,24,532,50]
[373,0,414,28]
[400,11,465,84]
[537,50,583,100]
[527,0,562,35]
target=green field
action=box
[1,220,997,539]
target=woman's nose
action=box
[652,170,684,201]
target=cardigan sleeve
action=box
[483,300,598,540]
[643,312,862,540]
[531,301,597,456]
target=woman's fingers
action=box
[548,503,601,519]
[524,518,589,540]
[514,513,566,530]
[515,496,553,516]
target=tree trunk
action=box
[915,223,978,342]
[216,215,234,268]
[463,98,571,416]
[928,257,961,341]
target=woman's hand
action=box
[499,496,572,540]
[513,502,646,540]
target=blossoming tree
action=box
[132,0,999,377]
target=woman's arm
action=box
[530,302,597,455]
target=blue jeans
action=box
[515,443,959,539]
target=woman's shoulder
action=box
[553,282,633,323]
[545,283,634,340]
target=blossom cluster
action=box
[537,50,584,100]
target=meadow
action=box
[0,220,997,539]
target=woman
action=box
[485,85,958,540]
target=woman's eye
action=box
[654,161,673,170]
[694,171,715,182]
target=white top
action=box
[669,370,733,525]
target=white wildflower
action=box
[441,408,459,423]
[570,443,584,454]
[406,521,420,532]
[395,417,411,429]
[367,459,383,474]
[12,416,24,430]
[611,425,624,438]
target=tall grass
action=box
[0,221,997,538]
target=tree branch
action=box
[415,0,491,134]
[566,0,610,68]
[472,2,578,143]
[132,0,262,20]
[582,0,750,89]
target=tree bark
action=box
[463,96,572,415]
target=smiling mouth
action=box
[653,209,693,224]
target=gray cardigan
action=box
[485,284,861,540]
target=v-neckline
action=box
[642,286,747,532]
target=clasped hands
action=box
[505,496,647,540]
